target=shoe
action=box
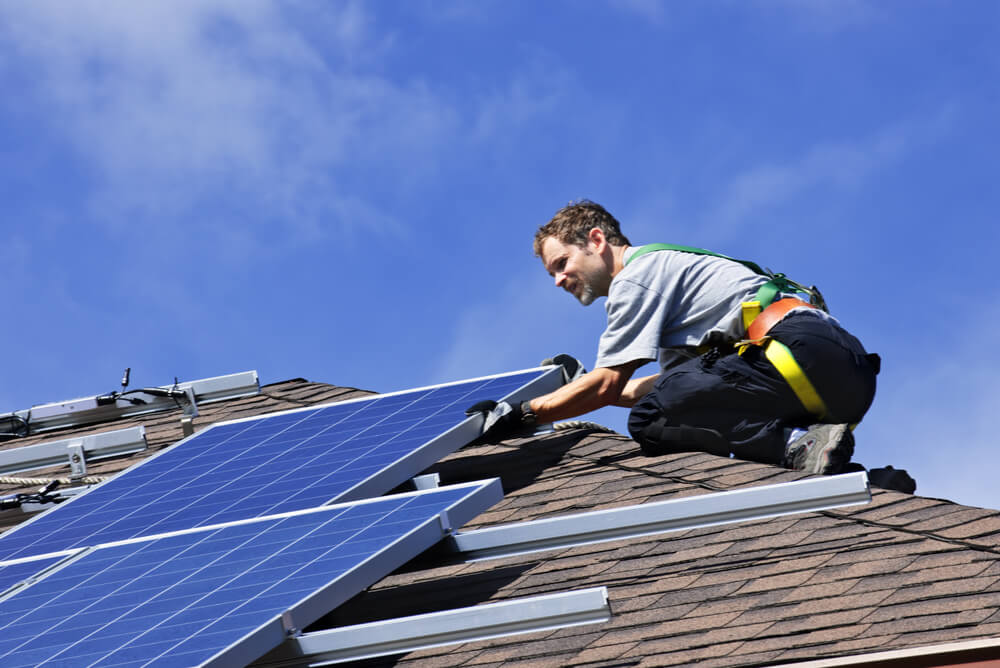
[784,423,854,475]
[868,466,917,494]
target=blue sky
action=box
[1,1,998,508]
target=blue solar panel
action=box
[0,368,559,562]
[0,480,501,668]
[0,554,70,597]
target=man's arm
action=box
[613,373,658,407]
[529,359,646,423]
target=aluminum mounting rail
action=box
[0,426,147,476]
[448,471,871,561]
[8,371,259,433]
[250,587,610,667]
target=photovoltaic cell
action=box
[0,368,559,562]
[0,480,501,668]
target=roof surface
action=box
[2,377,999,667]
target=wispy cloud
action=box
[756,0,886,33]
[471,55,573,144]
[433,266,606,385]
[608,0,669,24]
[0,2,578,259]
[0,2,451,252]
[700,110,955,242]
[860,297,1000,509]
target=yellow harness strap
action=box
[737,298,829,419]
[762,339,828,420]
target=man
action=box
[468,200,880,475]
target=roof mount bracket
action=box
[281,610,299,637]
[410,473,440,490]
[67,443,86,479]
[181,386,199,418]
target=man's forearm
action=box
[613,373,658,407]
[529,362,642,423]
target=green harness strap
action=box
[624,242,824,311]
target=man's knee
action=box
[628,413,730,458]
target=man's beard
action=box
[577,281,596,306]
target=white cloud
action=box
[0,2,453,250]
[608,0,669,24]
[757,0,885,32]
[434,266,606,385]
[0,2,578,260]
[471,56,572,144]
[857,297,1000,509]
[701,110,955,242]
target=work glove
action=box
[465,399,536,442]
[540,353,587,384]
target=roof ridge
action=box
[837,514,1000,558]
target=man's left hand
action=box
[465,400,536,441]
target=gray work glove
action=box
[464,400,536,442]
[540,353,587,384]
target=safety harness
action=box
[625,243,831,419]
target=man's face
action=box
[540,236,609,306]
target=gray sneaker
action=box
[784,423,855,475]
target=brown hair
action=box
[533,200,631,256]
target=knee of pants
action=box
[628,412,730,458]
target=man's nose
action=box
[554,272,567,288]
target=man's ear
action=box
[587,227,607,252]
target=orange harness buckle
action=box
[746,297,816,342]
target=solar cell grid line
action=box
[0,479,502,668]
[0,367,561,562]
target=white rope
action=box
[0,475,108,486]
[552,420,615,434]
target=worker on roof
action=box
[467,200,880,475]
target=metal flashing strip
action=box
[12,371,260,434]
[252,587,611,667]
[0,426,147,476]
[782,636,1000,666]
[0,368,561,562]
[449,472,871,561]
[0,480,502,668]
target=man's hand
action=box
[465,399,535,442]
[540,353,587,384]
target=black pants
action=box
[627,312,879,466]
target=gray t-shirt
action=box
[595,247,768,372]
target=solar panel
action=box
[0,553,72,597]
[0,480,501,668]
[0,368,560,562]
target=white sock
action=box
[787,427,808,445]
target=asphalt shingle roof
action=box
[2,377,998,667]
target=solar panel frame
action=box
[0,479,502,668]
[0,368,562,562]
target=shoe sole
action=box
[796,424,854,475]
